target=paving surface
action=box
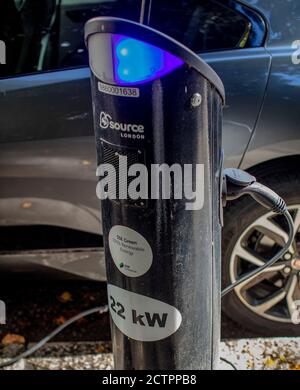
[0,338,299,370]
[219,338,300,370]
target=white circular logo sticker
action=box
[109,225,153,277]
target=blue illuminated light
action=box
[112,34,184,85]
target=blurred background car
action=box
[0,0,300,336]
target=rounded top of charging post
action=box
[85,17,225,103]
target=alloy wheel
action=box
[230,205,300,323]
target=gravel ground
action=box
[220,338,300,370]
[0,338,299,370]
[1,342,113,370]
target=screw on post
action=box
[191,93,202,107]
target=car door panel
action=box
[0,68,100,232]
[202,47,271,167]
[0,68,92,143]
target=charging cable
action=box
[0,305,108,369]
[222,168,294,297]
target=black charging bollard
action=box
[85,17,225,370]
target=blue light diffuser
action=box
[112,34,184,85]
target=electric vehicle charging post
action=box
[0,12,294,374]
[85,17,225,370]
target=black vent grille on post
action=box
[100,140,146,207]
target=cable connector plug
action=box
[223,168,287,214]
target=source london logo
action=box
[99,111,145,140]
[0,40,6,65]
[100,111,111,129]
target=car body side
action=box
[0,0,299,279]
[240,0,300,171]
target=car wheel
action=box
[222,169,300,336]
